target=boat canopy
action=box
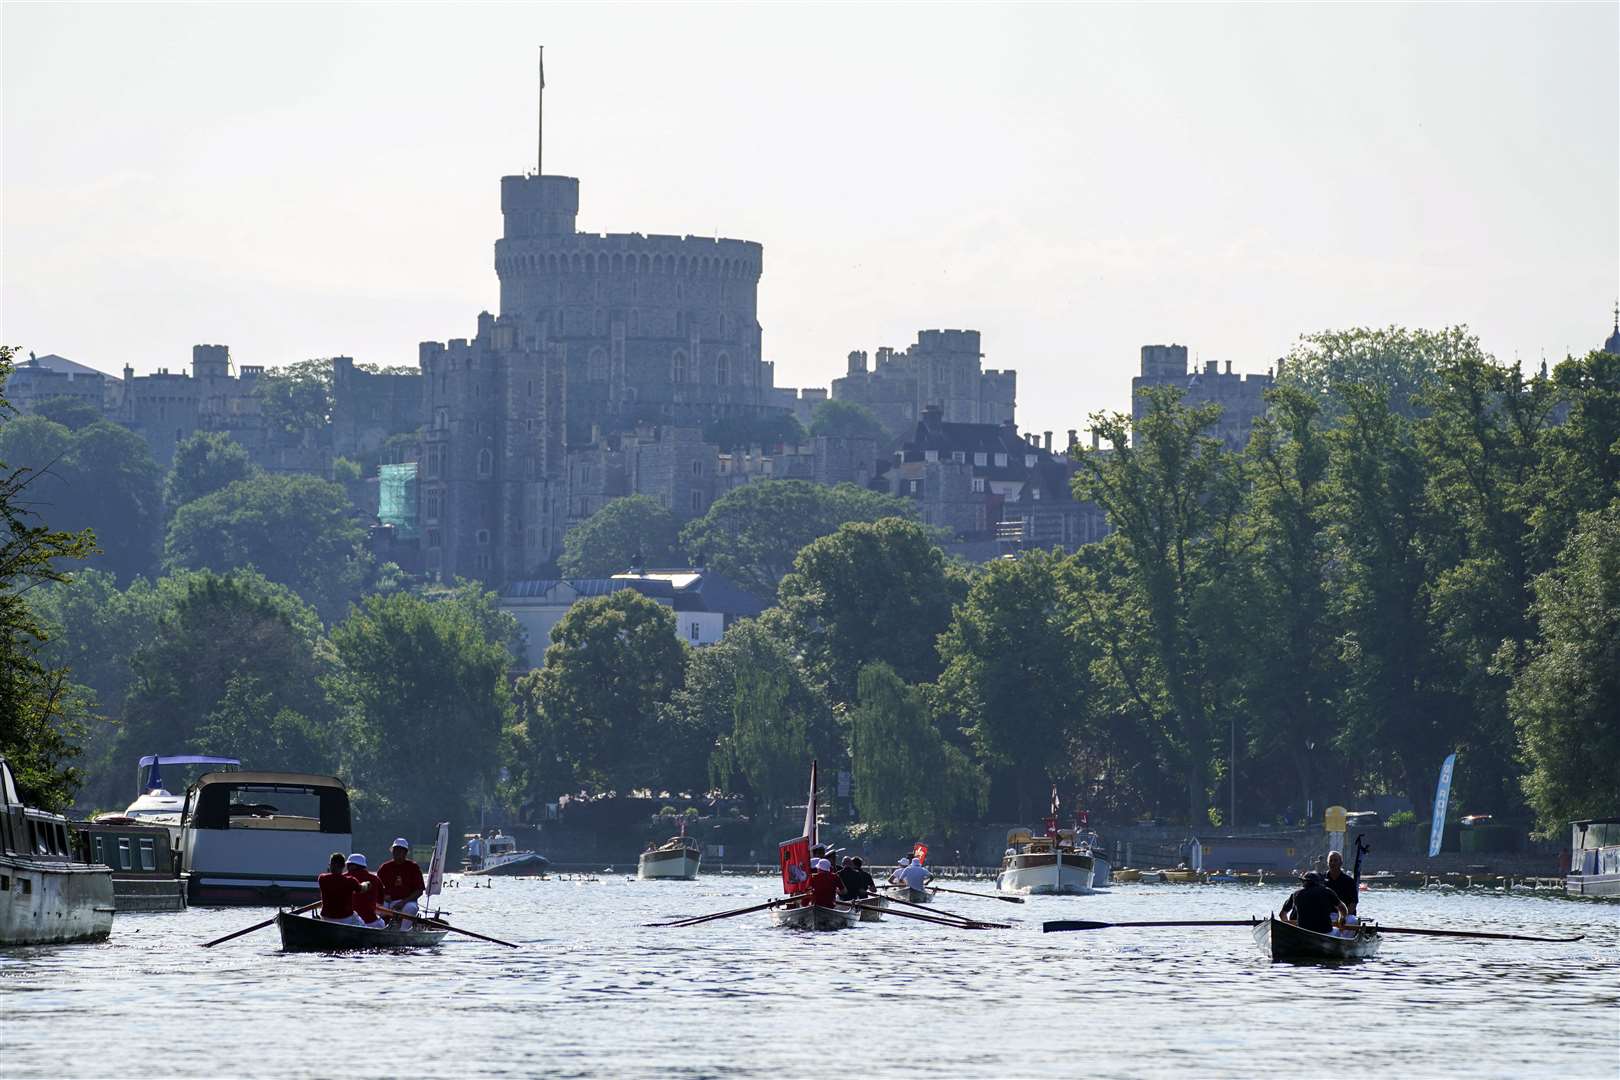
[185,772,350,833]
[138,755,241,792]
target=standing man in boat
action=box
[345,853,386,928]
[378,838,426,929]
[1279,871,1348,934]
[1323,850,1359,920]
[318,852,366,925]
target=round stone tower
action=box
[493,174,766,441]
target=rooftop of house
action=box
[502,568,766,617]
[17,353,109,379]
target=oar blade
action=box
[1042,919,1112,933]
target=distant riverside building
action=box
[832,330,1016,440]
[499,567,767,657]
[888,406,1107,556]
[1130,343,1274,451]
[6,352,111,414]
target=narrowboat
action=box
[1566,818,1620,898]
[73,817,186,911]
[638,835,702,880]
[0,756,115,946]
[179,771,352,906]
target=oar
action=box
[930,884,1025,905]
[877,892,993,926]
[1369,924,1584,943]
[858,901,1008,930]
[201,900,321,948]
[376,904,520,948]
[647,896,789,928]
[1043,918,1259,933]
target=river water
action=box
[4,876,1616,1078]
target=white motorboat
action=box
[113,754,240,845]
[179,770,351,906]
[997,828,1094,895]
[638,836,701,880]
[464,832,550,876]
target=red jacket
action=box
[318,872,360,920]
[808,869,842,907]
[346,868,381,921]
[377,858,426,905]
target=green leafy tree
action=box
[0,348,99,808]
[778,516,957,706]
[30,396,103,431]
[702,412,806,452]
[1279,325,1459,420]
[331,591,514,843]
[1528,349,1620,568]
[848,662,984,837]
[558,495,682,578]
[1072,387,1249,824]
[1508,505,1620,833]
[255,358,334,442]
[419,578,528,668]
[165,431,256,512]
[517,589,688,798]
[120,569,337,777]
[809,399,887,441]
[679,480,916,598]
[936,549,1085,822]
[164,472,368,621]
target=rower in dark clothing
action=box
[1323,851,1358,915]
[1279,871,1348,934]
[848,857,878,899]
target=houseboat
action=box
[179,771,351,906]
[638,835,702,880]
[73,817,186,912]
[1,755,114,945]
[997,828,1095,895]
[1566,818,1620,898]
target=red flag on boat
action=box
[780,836,811,894]
[912,843,928,865]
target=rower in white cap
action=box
[344,853,386,928]
[377,837,426,930]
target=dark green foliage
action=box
[166,431,256,512]
[516,589,688,798]
[255,358,334,440]
[778,517,958,706]
[1509,506,1620,834]
[558,495,682,578]
[808,399,887,441]
[848,662,984,837]
[29,396,103,431]
[164,472,368,621]
[679,480,916,597]
[702,411,806,452]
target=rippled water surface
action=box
[4,876,1617,1078]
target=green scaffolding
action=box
[378,462,419,539]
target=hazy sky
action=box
[4,3,1616,437]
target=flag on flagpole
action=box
[425,821,450,904]
[539,46,545,90]
[803,759,818,849]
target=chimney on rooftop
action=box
[1224,360,1232,375]
[1091,430,1100,451]
[1043,431,1052,453]
[1067,429,1078,451]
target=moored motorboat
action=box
[179,771,352,906]
[1,756,115,946]
[117,755,240,847]
[276,911,448,951]
[638,836,701,880]
[1111,868,1142,883]
[997,829,1094,895]
[770,902,859,931]
[1254,915,1380,961]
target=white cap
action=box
[813,858,832,871]
[391,838,410,850]
[346,853,368,868]
[898,857,910,867]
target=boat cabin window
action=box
[189,782,352,833]
[139,837,157,871]
[93,836,105,864]
[118,837,132,870]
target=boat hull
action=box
[638,849,701,880]
[998,852,1094,895]
[113,877,187,912]
[770,903,859,931]
[856,896,888,922]
[1565,873,1620,898]
[0,855,115,946]
[465,852,550,877]
[1254,916,1380,961]
[1090,854,1112,888]
[1111,868,1142,883]
[883,885,933,904]
[276,912,448,952]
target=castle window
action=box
[589,347,609,382]
[716,353,730,386]
[475,553,492,572]
[477,448,493,478]
[1032,487,1042,500]
[691,460,703,477]
[952,451,965,463]
[476,529,491,546]
[972,477,986,494]
[925,450,938,463]
[691,490,702,512]
[425,490,443,523]
[974,452,987,467]
[672,350,688,384]
[994,453,1007,467]
[1025,454,1036,468]
[426,528,441,550]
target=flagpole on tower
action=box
[537,46,545,176]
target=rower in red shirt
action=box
[317,852,364,925]
[807,858,842,908]
[344,853,384,928]
[376,838,427,928]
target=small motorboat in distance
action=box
[638,834,701,880]
[1254,915,1380,962]
[276,911,448,952]
[464,832,549,877]
[770,902,859,931]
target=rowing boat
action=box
[770,902,859,931]
[1111,868,1142,883]
[276,911,448,952]
[883,885,933,904]
[1253,915,1380,961]
[855,895,888,922]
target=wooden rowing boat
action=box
[883,885,933,904]
[276,912,448,952]
[1111,868,1142,883]
[855,895,888,922]
[770,902,859,931]
[1253,915,1380,961]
